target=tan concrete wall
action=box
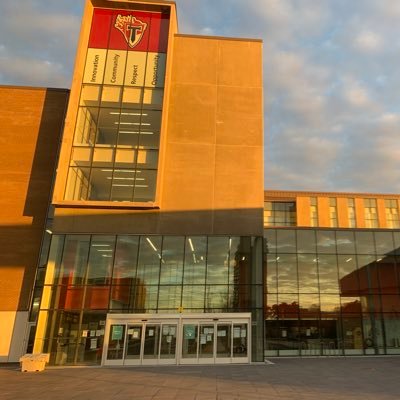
[377,198,387,228]
[317,197,329,227]
[337,197,349,227]
[0,87,68,312]
[297,197,310,227]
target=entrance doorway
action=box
[102,313,251,366]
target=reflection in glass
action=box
[206,237,230,284]
[298,254,318,293]
[87,236,115,285]
[316,230,336,254]
[160,236,184,285]
[297,230,316,253]
[336,231,356,254]
[183,237,206,284]
[158,285,181,309]
[318,255,339,293]
[276,230,296,253]
[136,236,162,285]
[57,235,90,285]
[277,254,298,292]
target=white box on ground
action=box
[20,353,50,372]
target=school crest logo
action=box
[115,14,147,48]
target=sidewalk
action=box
[1,357,399,400]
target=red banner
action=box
[88,8,170,53]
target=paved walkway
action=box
[1,358,400,400]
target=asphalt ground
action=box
[1,357,400,400]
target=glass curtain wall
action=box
[265,228,400,356]
[34,235,263,365]
[65,8,170,202]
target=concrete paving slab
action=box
[1,358,400,400]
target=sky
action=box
[1,0,399,194]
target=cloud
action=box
[353,31,382,53]
[1,0,400,194]
[0,1,83,87]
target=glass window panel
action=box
[340,296,362,315]
[133,169,157,202]
[297,230,316,253]
[380,295,400,313]
[298,254,319,293]
[117,131,140,147]
[355,231,375,255]
[265,293,278,320]
[48,285,85,310]
[115,149,136,168]
[338,255,359,295]
[141,285,158,311]
[184,236,207,284]
[299,293,320,318]
[79,312,107,364]
[276,229,296,253]
[136,149,158,169]
[88,168,112,201]
[143,88,163,110]
[86,236,115,285]
[101,85,122,107]
[96,108,118,146]
[395,232,400,256]
[318,255,339,293]
[58,235,90,285]
[342,317,364,354]
[80,84,101,107]
[65,167,90,200]
[158,285,182,309]
[109,285,133,311]
[206,237,230,284]
[136,236,162,285]
[277,254,298,292]
[140,110,161,135]
[182,285,205,309]
[277,293,299,317]
[138,131,160,150]
[357,255,378,293]
[110,182,134,202]
[264,229,277,253]
[228,236,250,286]
[316,230,336,254]
[70,147,92,167]
[122,87,143,108]
[377,256,399,294]
[266,254,277,292]
[205,285,228,309]
[362,313,384,354]
[319,294,340,315]
[160,236,184,285]
[229,284,252,309]
[374,232,395,255]
[383,313,400,354]
[112,236,139,284]
[84,286,110,309]
[74,107,98,146]
[336,231,356,254]
[92,148,114,167]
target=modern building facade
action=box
[264,190,400,357]
[1,0,400,365]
